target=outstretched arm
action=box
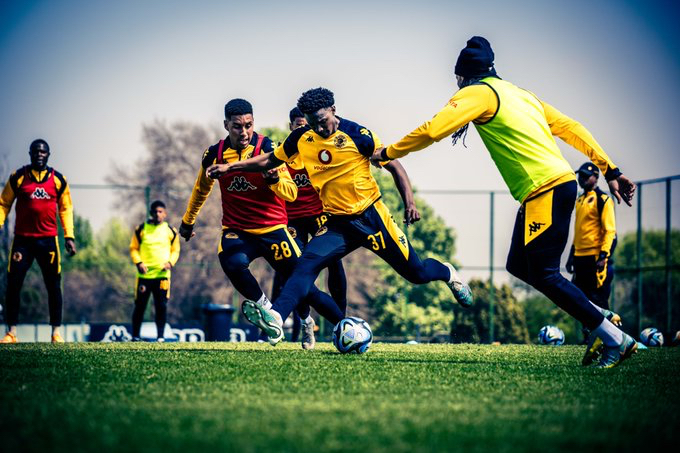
[383,160,420,226]
[205,152,283,179]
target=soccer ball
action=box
[538,325,565,345]
[332,317,373,354]
[640,327,664,347]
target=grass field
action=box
[1,342,678,452]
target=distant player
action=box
[370,36,636,368]
[206,88,472,345]
[566,162,617,343]
[179,99,343,342]
[0,139,77,344]
[129,200,180,342]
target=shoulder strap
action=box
[252,134,265,157]
[135,223,145,244]
[217,140,225,164]
[596,189,607,216]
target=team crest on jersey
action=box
[30,187,51,200]
[292,173,312,188]
[318,149,332,164]
[315,226,328,236]
[224,232,239,239]
[287,227,297,239]
[334,135,347,148]
[12,252,22,262]
[138,284,147,293]
[227,176,257,191]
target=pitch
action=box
[1,342,677,452]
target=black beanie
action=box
[454,36,496,78]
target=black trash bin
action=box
[201,304,235,341]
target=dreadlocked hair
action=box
[450,76,486,147]
[224,98,253,119]
[297,87,334,114]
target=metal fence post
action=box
[489,192,495,344]
[636,183,643,334]
[665,178,672,333]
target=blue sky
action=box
[1,0,679,272]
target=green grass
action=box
[1,342,678,452]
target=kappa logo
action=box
[315,226,328,236]
[138,284,147,293]
[287,227,297,239]
[227,176,257,191]
[31,187,51,200]
[318,149,332,164]
[306,136,314,142]
[12,251,22,262]
[334,135,347,148]
[292,173,312,188]
[528,221,545,236]
[399,235,407,246]
[359,128,370,136]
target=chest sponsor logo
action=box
[334,135,347,148]
[227,176,257,191]
[318,149,332,164]
[292,173,312,188]
[30,187,51,200]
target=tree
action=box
[614,229,680,332]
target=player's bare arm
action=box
[205,152,282,179]
[383,160,420,225]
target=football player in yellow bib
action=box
[371,36,637,368]
[207,88,473,345]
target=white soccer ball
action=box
[538,325,565,345]
[332,317,373,354]
[640,327,664,347]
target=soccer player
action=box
[566,162,617,343]
[370,36,637,368]
[129,200,180,342]
[206,88,472,345]
[179,99,343,343]
[0,139,77,344]
[274,107,423,349]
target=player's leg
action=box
[572,255,599,343]
[357,200,472,307]
[327,259,347,315]
[132,277,153,340]
[1,237,35,343]
[152,278,170,341]
[508,181,635,367]
[34,237,64,343]
[242,224,349,343]
[218,230,269,304]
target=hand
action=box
[64,238,77,256]
[404,203,421,226]
[206,163,231,179]
[369,147,389,168]
[162,262,172,271]
[179,221,195,242]
[136,262,148,274]
[608,174,636,207]
[262,168,279,184]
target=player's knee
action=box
[528,267,562,291]
[220,253,249,273]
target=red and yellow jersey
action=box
[0,166,74,238]
[285,155,324,220]
[574,187,617,257]
[274,118,384,215]
[182,132,297,234]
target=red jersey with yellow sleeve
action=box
[273,118,384,215]
[182,133,297,234]
[0,166,74,238]
[285,155,324,220]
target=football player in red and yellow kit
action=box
[370,36,636,368]
[207,88,472,345]
[179,99,343,342]
[0,139,77,344]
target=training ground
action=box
[1,342,678,452]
